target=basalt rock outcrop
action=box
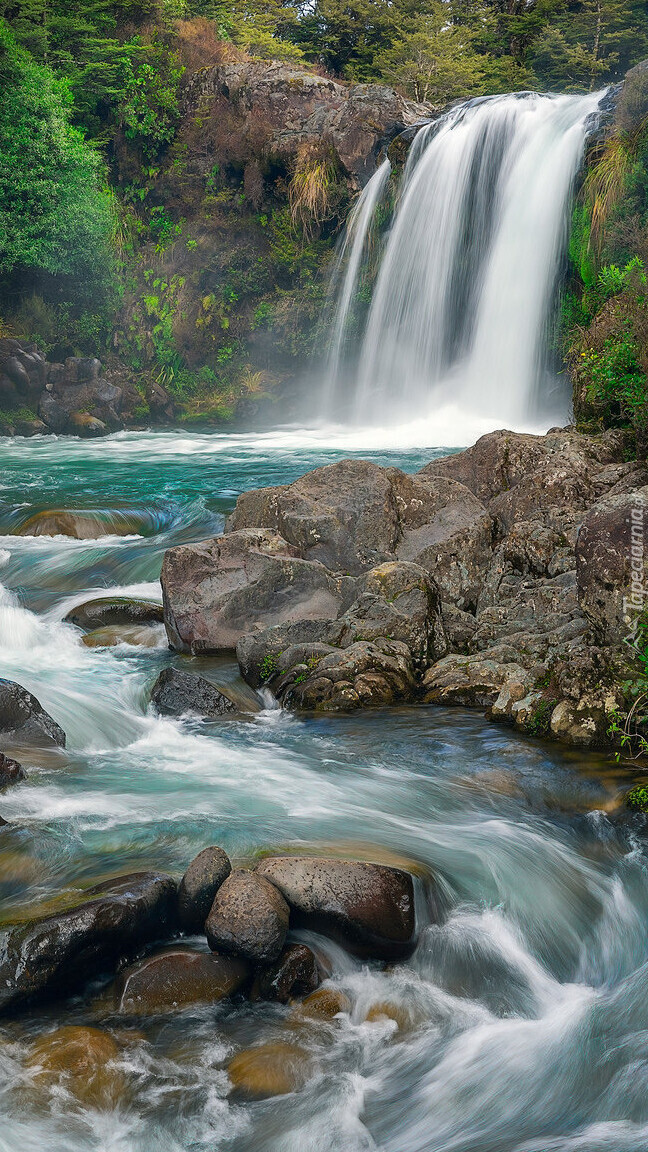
[181,61,433,189]
[161,427,647,746]
[0,340,148,437]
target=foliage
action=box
[0,18,115,331]
[118,39,184,159]
[607,612,648,759]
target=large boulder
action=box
[0,680,65,748]
[423,654,532,708]
[150,668,238,718]
[392,473,493,611]
[256,856,416,959]
[421,428,622,506]
[235,559,444,708]
[205,870,290,964]
[114,947,250,1014]
[64,597,163,631]
[178,845,232,933]
[576,489,648,646]
[17,510,144,540]
[250,637,417,711]
[0,871,178,1012]
[228,460,401,575]
[162,528,353,653]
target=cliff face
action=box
[109,61,433,427]
[181,61,432,187]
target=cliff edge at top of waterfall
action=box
[181,59,435,189]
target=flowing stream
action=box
[321,91,605,431]
[0,430,646,1152]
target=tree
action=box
[0,19,113,289]
[375,6,486,104]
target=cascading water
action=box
[321,91,605,433]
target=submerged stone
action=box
[65,597,164,631]
[26,1026,125,1109]
[114,947,249,1014]
[227,1042,313,1097]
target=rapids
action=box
[0,430,646,1152]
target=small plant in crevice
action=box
[607,611,648,759]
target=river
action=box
[0,429,646,1152]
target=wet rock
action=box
[150,668,238,718]
[227,1041,312,1098]
[0,871,178,1012]
[162,528,353,653]
[205,869,290,964]
[296,986,352,1021]
[0,752,25,788]
[82,624,165,648]
[423,654,531,708]
[364,1000,411,1031]
[65,597,164,631]
[114,947,249,1014]
[178,845,232,932]
[576,488,648,646]
[69,412,107,437]
[17,510,137,539]
[0,679,65,748]
[15,417,47,437]
[256,856,416,959]
[251,943,320,1003]
[269,638,417,711]
[26,1026,125,1109]
[235,560,443,709]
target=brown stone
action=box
[0,751,25,788]
[227,1042,312,1097]
[256,856,416,959]
[114,947,249,1014]
[161,529,350,653]
[205,869,290,963]
[297,986,352,1020]
[26,1026,125,1109]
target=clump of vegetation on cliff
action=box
[568,64,648,458]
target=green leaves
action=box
[0,20,113,285]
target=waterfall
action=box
[321,91,605,432]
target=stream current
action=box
[0,429,646,1152]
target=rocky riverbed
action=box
[1,426,647,1150]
